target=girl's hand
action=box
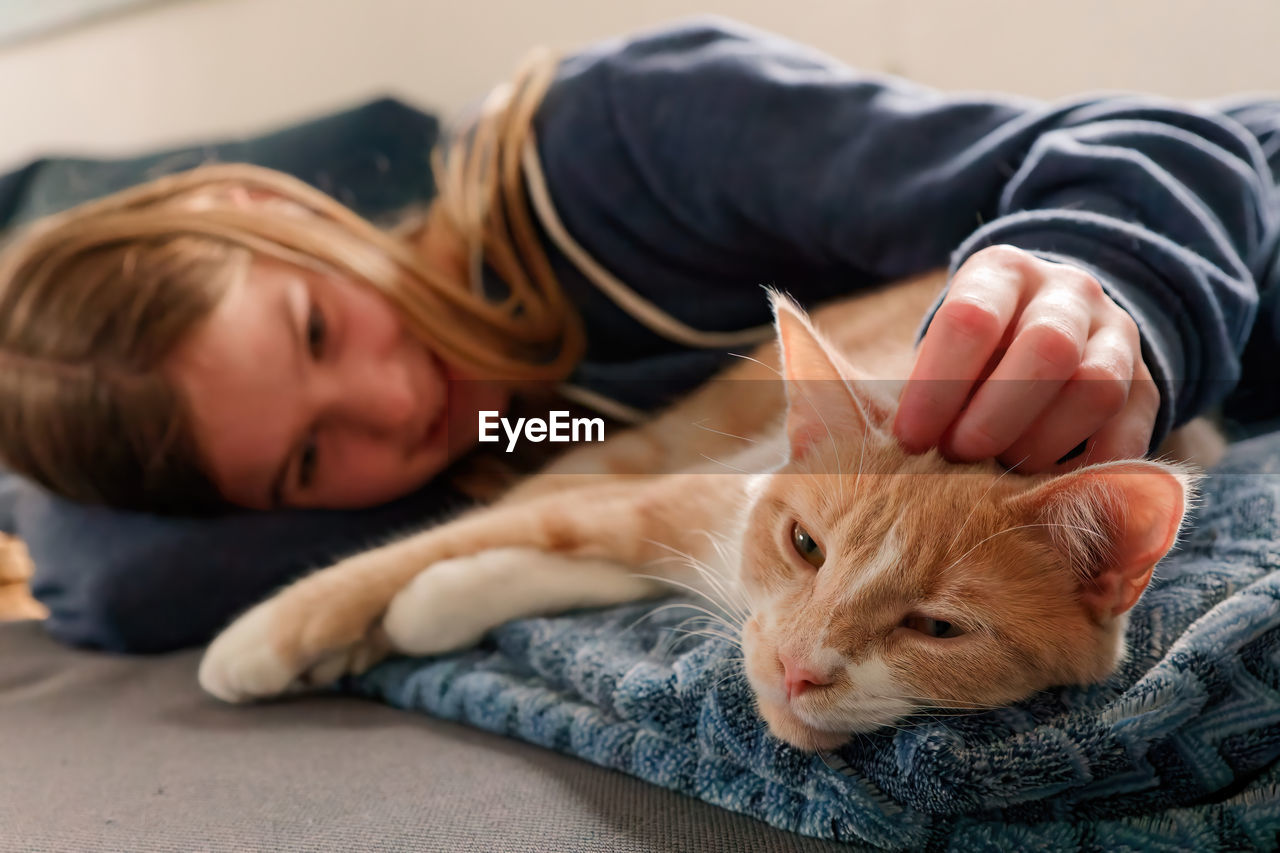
[892,245,1160,473]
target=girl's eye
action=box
[297,434,319,490]
[306,301,327,358]
[790,522,825,569]
[902,615,965,639]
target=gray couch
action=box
[0,619,848,852]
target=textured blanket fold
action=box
[347,433,1280,850]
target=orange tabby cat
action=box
[200,270,1207,751]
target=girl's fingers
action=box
[997,323,1136,472]
[1065,357,1160,469]
[942,284,1091,462]
[893,250,1025,453]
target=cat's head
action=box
[738,296,1194,751]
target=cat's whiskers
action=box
[711,675,747,698]
[748,716,774,740]
[897,713,988,727]
[647,552,748,626]
[820,694,912,727]
[727,351,784,380]
[697,453,753,475]
[620,591,743,658]
[693,527,737,566]
[865,720,940,738]
[816,747,840,775]
[692,418,758,444]
[864,709,1010,737]
[847,406,865,506]
[891,693,1009,711]
[942,459,1025,560]
[654,620,746,665]
[649,616,738,660]
[810,688,1007,737]
[698,658,747,695]
[845,379,885,507]
[689,529,753,616]
[630,571,746,631]
[645,555,747,627]
[710,662,748,693]
[655,596,744,638]
[841,729,880,753]
[939,521,1102,576]
[667,606,743,639]
[642,600,740,632]
[671,625,742,647]
[622,601,715,640]
[903,703,1005,715]
[640,539,751,625]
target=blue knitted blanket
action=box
[346,433,1280,850]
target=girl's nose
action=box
[327,357,419,439]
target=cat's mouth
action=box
[746,662,913,750]
[753,696,851,751]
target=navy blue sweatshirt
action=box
[18,18,1280,652]
[535,18,1275,445]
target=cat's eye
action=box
[902,615,965,639]
[790,522,825,569]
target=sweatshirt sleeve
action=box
[537,18,1276,444]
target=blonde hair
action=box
[0,49,581,512]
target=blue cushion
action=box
[21,481,471,653]
[0,97,467,652]
[0,97,439,227]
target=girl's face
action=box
[167,258,508,510]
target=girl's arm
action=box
[535,17,1275,452]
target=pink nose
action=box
[779,654,831,701]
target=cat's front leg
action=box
[198,544,668,702]
[381,547,666,656]
[199,474,725,702]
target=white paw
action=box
[198,599,384,703]
[382,547,664,657]
[198,599,295,703]
[382,555,501,656]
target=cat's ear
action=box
[1007,460,1194,621]
[771,293,881,462]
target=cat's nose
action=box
[779,654,831,700]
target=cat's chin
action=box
[755,698,851,752]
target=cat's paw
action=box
[198,572,391,702]
[199,598,294,702]
[382,554,507,656]
[199,598,387,703]
[382,547,662,656]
